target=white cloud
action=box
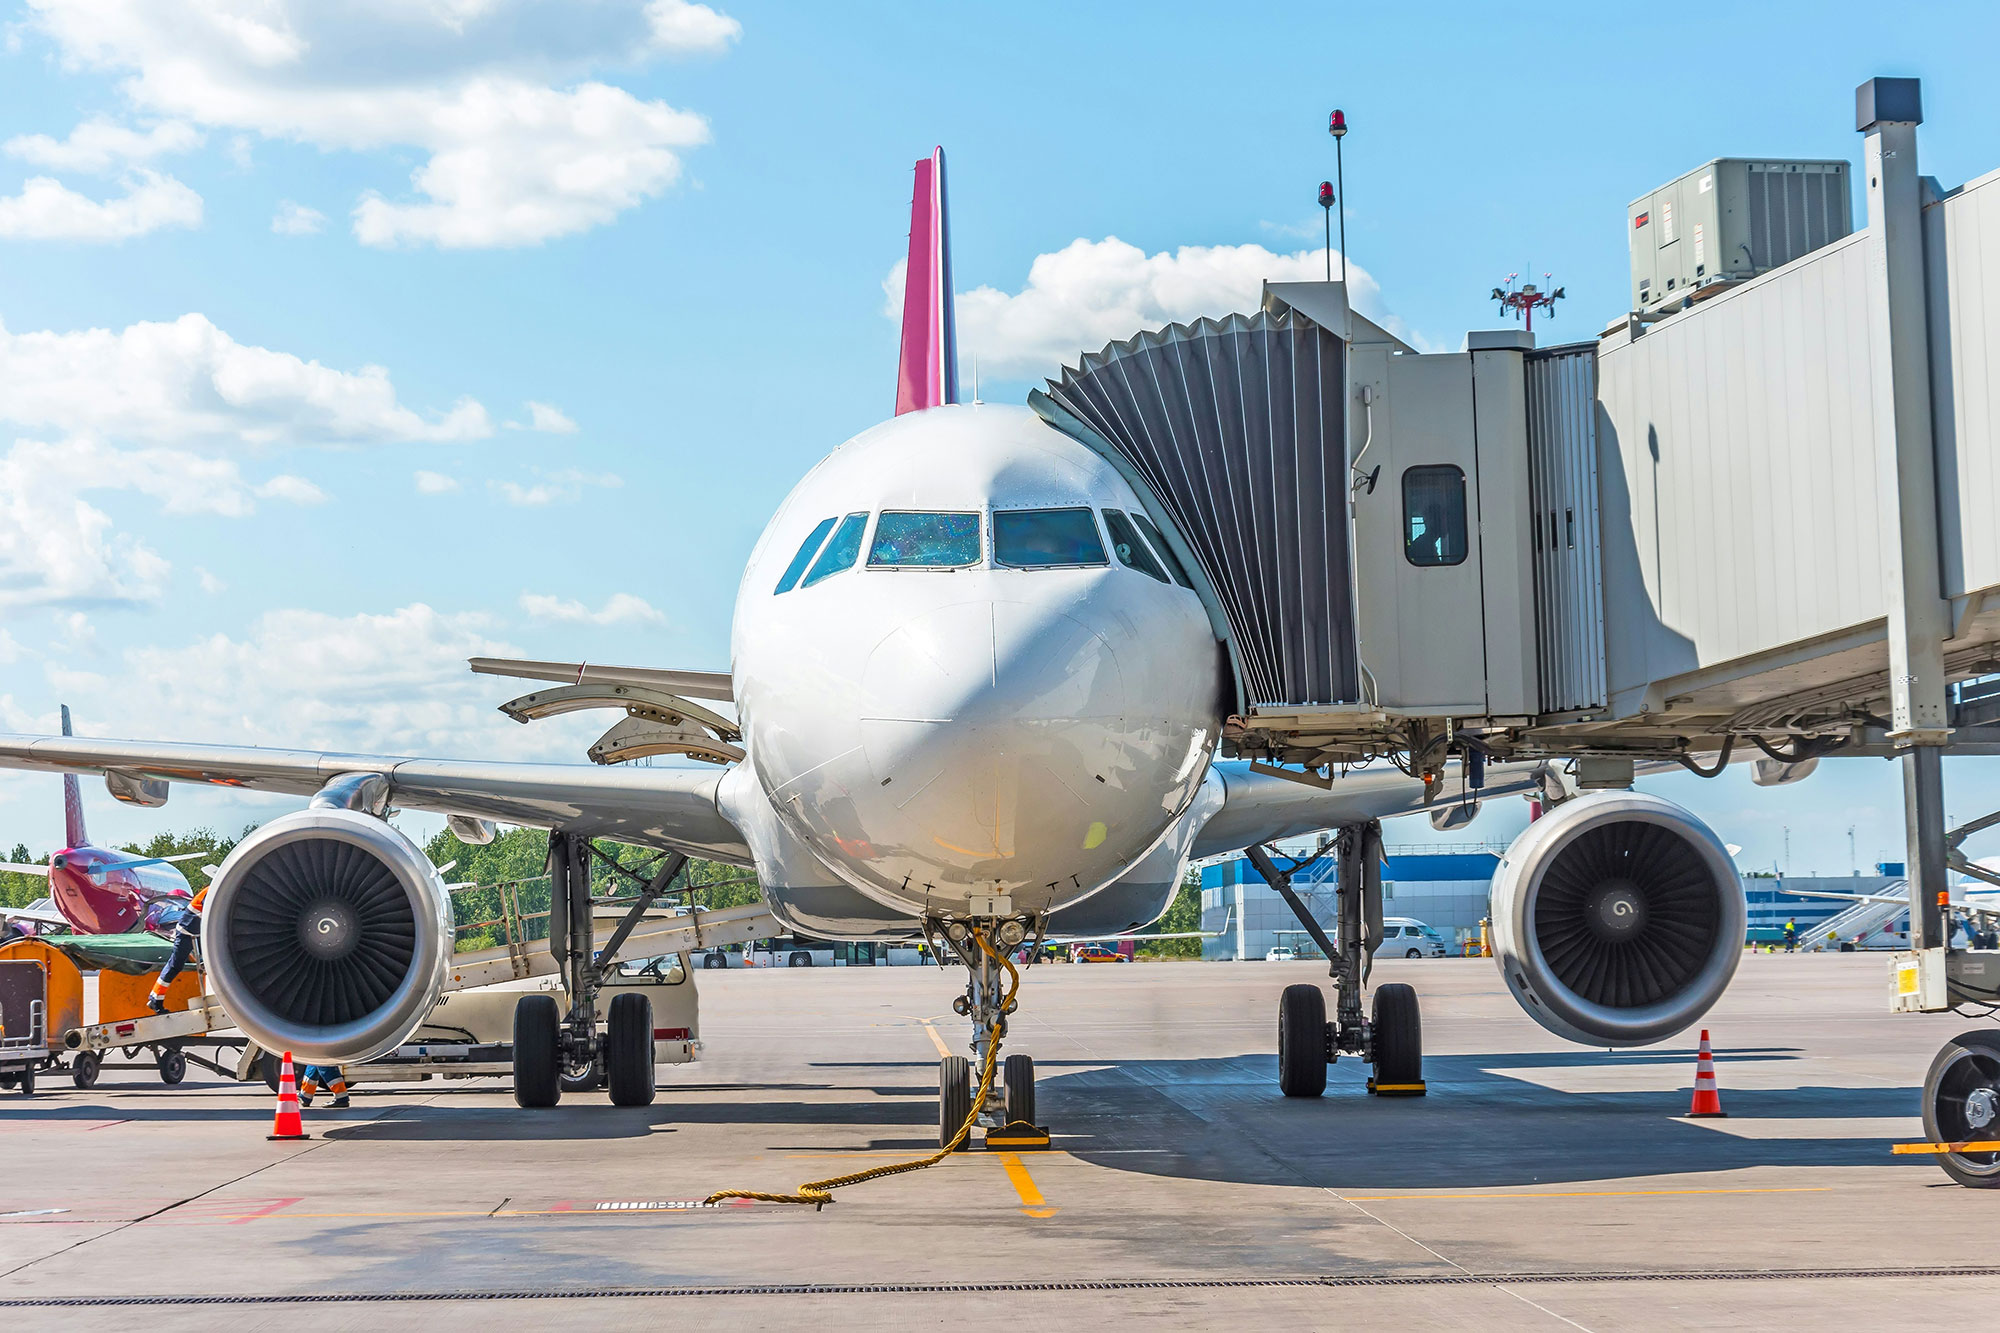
[25,0,739,248]
[0,436,338,608]
[4,118,202,172]
[1,603,589,763]
[414,469,460,494]
[521,400,577,434]
[256,474,328,504]
[492,468,620,505]
[0,629,20,664]
[887,237,1398,382]
[0,170,202,241]
[519,591,665,625]
[195,567,225,594]
[271,200,325,235]
[0,313,492,447]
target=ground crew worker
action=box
[1784,918,1798,953]
[146,886,207,1014]
[297,1065,349,1110]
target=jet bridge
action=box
[1035,76,2000,1033]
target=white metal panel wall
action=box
[1471,348,1538,717]
[1595,232,1888,710]
[1927,164,2000,600]
[1524,345,1607,712]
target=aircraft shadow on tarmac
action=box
[1037,1048,1925,1190]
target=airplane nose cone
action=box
[850,601,1146,909]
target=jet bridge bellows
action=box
[1034,307,1357,710]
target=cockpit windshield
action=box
[868,511,981,568]
[993,507,1107,568]
[801,512,868,587]
[775,516,838,593]
[1103,510,1170,584]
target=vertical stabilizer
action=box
[59,704,86,848]
[895,146,959,414]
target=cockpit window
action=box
[868,511,981,568]
[1103,510,1170,584]
[993,507,1107,568]
[775,516,838,594]
[801,512,868,587]
[1130,512,1196,589]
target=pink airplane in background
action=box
[0,707,202,940]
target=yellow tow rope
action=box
[704,929,1020,1209]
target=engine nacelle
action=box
[1490,791,1743,1046]
[201,806,454,1065]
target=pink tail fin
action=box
[895,146,959,415]
[60,704,85,849]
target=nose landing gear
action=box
[934,915,1050,1150]
[1252,821,1426,1100]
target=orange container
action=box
[98,965,202,1022]
[0,939,84,1041]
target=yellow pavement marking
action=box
[1892,1140,2000,1155]
[919,1021,952,1058]
[998,1150,1058,1218]
[1341,1186,1831,1202]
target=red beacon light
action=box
[1328,109,1347,140]
[1318,180,1334,208]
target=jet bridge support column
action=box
[1858,77,1952,962]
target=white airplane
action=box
[0,147,1747,1134]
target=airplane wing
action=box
[0,902,66,927]
[0,734,751,865]
[0,861,50,876]
[468,657,733,703]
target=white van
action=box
[1380,918,1449,958]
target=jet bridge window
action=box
[1402,465,1468,567]
[774,516,839,593]
[1102,510,1170,584]
[867,511,981,568]
[801,512,869,587]
[993,507,1108,569]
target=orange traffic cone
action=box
[267,1051,310,1141]
[1686,1029,1726,1118]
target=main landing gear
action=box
[1252,820,1426,1100]
[932,914,1050,1150]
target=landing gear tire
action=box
[1003,1052,1036,1126]
[939,1055,972,1149]
[72,1050,101,1089]
[1923,1029,2000,1188]
[1277,984,1328,1098]
[512,993,562,1108]
[560,1063,601,1094]
[1371,982,1423,1087]
[606,991,656,1108]
[258,1050,281,1093]
[158,1048,187,1086]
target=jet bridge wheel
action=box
[1277,984,1328,1098]
[1370,983,1423,1090]
[939,1055,972,1149]
[512,993,562,1108]
[1923,1029,2000,1188]
[605,992,656,1108]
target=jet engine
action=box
[201,807,455,1065]
[1490,791,1743,1046]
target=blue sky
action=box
[1,0,1997,873]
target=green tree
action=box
[2,841,45,910]
[1138,870,1206,959]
